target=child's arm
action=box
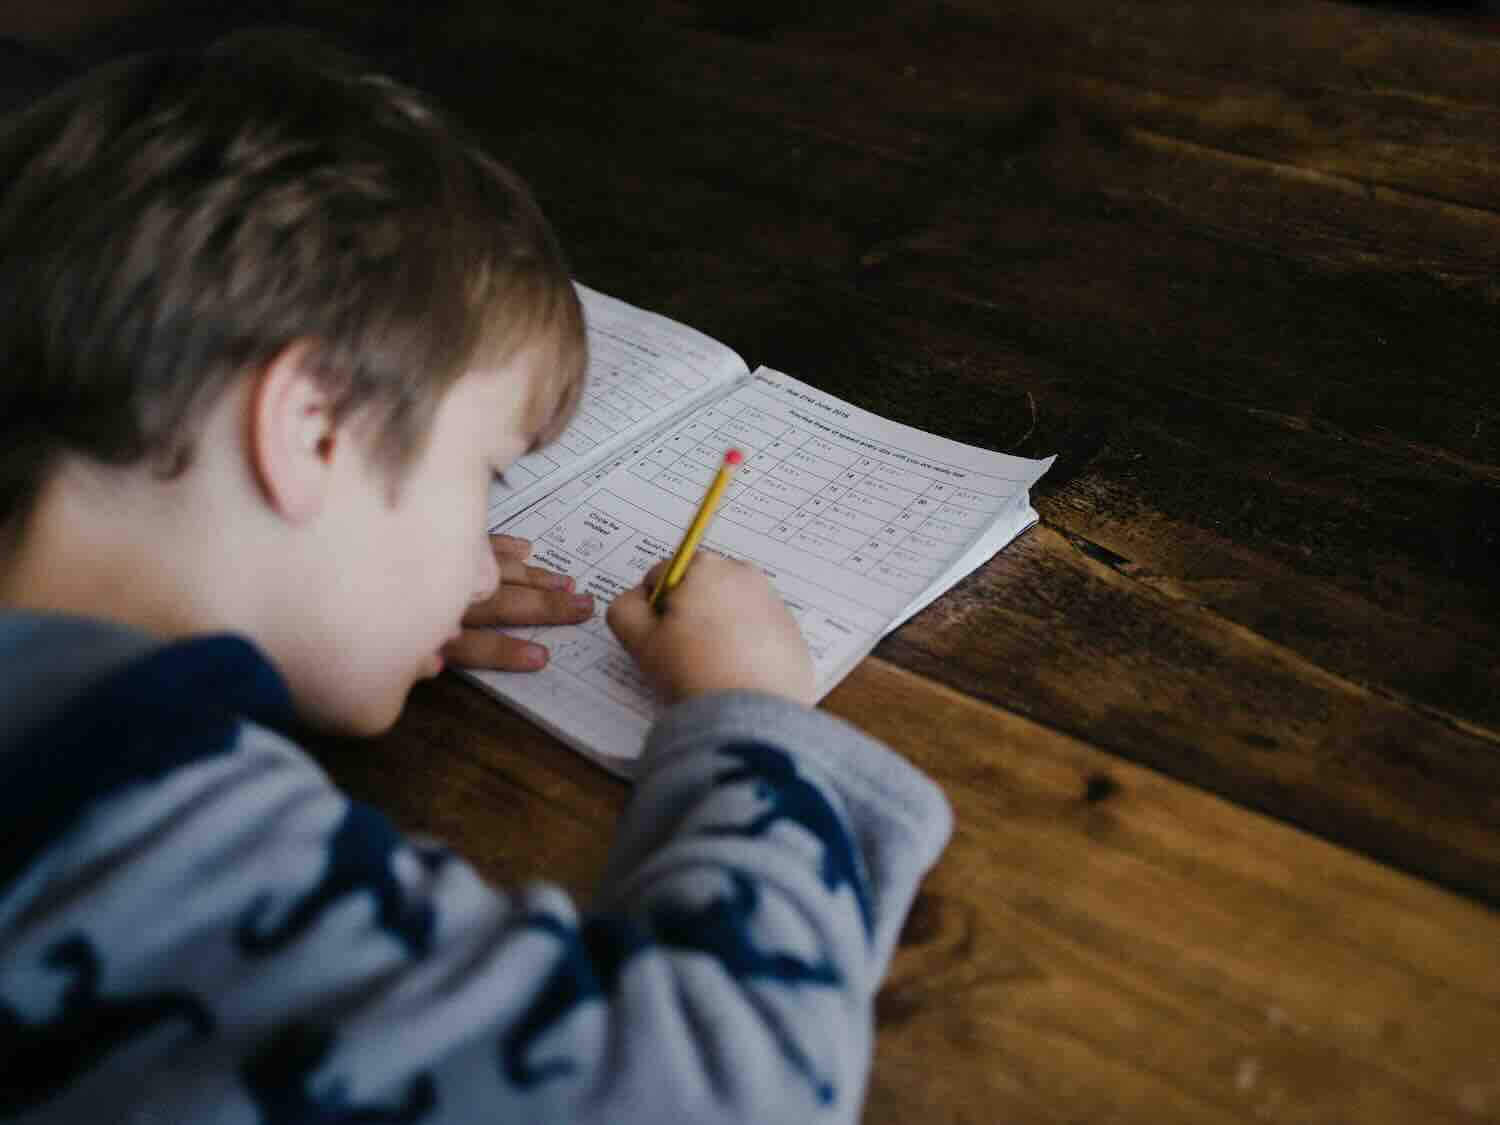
[603,553,951,981]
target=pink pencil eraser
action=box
[725,448,744,465]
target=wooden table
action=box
[17,1,1500,1120]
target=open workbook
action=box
[462,284,1054,775]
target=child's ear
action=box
[247,341,338,523]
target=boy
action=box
[0,30,951,1123]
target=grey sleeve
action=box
[603,690,953,979]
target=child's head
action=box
[0,30,585,732]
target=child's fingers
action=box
[442,629,549,672]
[639,561,669,597]
[605,578,656,654]
[463,584,593,628]
[489,534,533,560]
[497,556,574,592]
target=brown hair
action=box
[0,29,583,547]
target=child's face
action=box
[295,344,549,735]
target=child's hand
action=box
[443,536,593,672]
[607,555,816,705]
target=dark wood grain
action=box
[353,0,1500,896]
[838,661,1500,1125]
[884,523,1500,904]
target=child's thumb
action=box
[605,579,655,654]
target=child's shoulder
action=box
[1,611,160,748]
[1,611,293,750]
[0,611,301,890]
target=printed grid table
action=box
[626,386,1024,597]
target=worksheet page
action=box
[465,367,1053,773]
[486,284,749,526]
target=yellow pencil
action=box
[650,448,744,610]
